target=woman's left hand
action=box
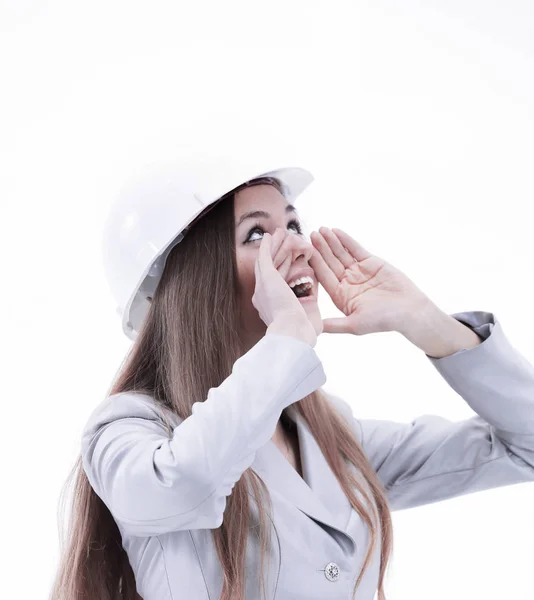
[308,227,433,336]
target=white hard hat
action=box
[101,155,315,341]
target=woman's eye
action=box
[245,220,303,243]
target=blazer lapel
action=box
[251,404,357,550]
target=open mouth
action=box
[290,282,313,298]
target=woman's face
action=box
[234,183,322,349]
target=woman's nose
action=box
[275,227,314,262]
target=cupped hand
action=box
[253,229,322,345]
[309,227,432,335]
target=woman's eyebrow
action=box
[235,205,298,228]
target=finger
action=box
[271,228,291,268]
[267,230,292,279]
[273,231,294,270]
[258,231,271,276]
[270,228,285,256]
[310,230,345,279]
[318,227,357,270]
[254,249,261,284]
[322,316,353,335]
[262,232,283,276]
[331,228,372,262]
[277,252,292,281]
[308,245,340,299]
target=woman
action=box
[50,157,534,600]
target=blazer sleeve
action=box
[327,311,534,512]
[81,333,326,537]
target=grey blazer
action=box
[81,310,534,599]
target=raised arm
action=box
[327,311,534,511]
[81,332,326,537]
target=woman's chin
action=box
[300,297,320,312]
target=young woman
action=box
[50,157,534,600]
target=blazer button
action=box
[324,562,340,582]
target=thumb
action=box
[322,317,352,335]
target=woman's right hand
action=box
[252,228,319,346]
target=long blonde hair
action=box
[49,177,394,600]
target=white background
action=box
[2,1,533,598]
